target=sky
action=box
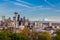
[0,0,60,22]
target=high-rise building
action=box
[25,19,29,26]
[22,16,26,25]
[17,14,20,21]
[7,17,13,27]
[2,16,5,22]
[13,16,15,21]
[48,22,52,27]
[1,16,7,29]
[17,14,21,26]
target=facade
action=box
[48,22,52,27]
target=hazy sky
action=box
[0,0,60,22]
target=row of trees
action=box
[0,29,51,40]
[0,29,60,40]
[0,27,30,40]
[55,29,60,40]
[0,30,28,40]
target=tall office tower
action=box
[22,16,26,25]
[17,14,21,26]
[13,17,16,32]
[48,22,52,27]
[1,16,7,29]
[17,14,20,22]
[35,21,38,27]
[13,17,16,21]
[18,17,23,26]
[13,17,16,27]
[20,18,22,23]
[7,17,12,27]
[40,22,43,27]
[25,19,29,26]
[2,16,5,22]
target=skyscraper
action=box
[48,22,52,27]
[2,16,5,22]
[17,14,20,22]
[22,16,26,25]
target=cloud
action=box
[15,0,33,8]
[44,18,54,21]
[16,0,33,6]
[20,5,60,22]
[28,16,60,22]
[44,17,60,22]
[44,0,56,7]
[13,2,31,8]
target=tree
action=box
[55,29,60,40]
[9,33,28,40]
[0,30,11,40]
[38,32,51,40]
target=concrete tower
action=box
[14,12,18,21]
[2,16,5,22]
[48,22,52,27]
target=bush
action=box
[10,33,28,40]
[38,32,51,40]
[0,30,52,40]
[0,30,29,40]
[55,29,60,40]
[0,30,11,40]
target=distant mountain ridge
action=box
[32,21,60,24]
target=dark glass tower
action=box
[17,14,20,21]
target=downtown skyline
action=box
[0,0,60,22]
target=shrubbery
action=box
[0,30,28,40]
[0,30,54,40]
[55,29,60,40]
[38,32,51,40]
